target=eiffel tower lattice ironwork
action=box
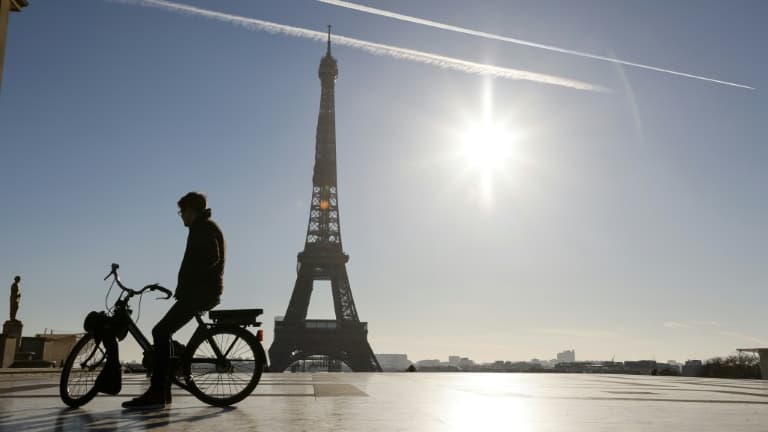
[268,27,381,372]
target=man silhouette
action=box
[123,192,226,409]
[10,276,20,321]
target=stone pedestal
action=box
[2,320,22,349]
[0,335,16,367]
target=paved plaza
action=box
[0,372,766,431]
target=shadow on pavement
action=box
[0,406,236,431]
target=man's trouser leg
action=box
[151,300,199,389]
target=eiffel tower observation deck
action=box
[268,27,381,372]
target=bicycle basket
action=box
[83,311,109,333]
[111,310,131,341]
[83,311,130,341]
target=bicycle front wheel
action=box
[183,327,265,406]
[59,333,106,407]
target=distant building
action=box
[10,333,83,368]
[458,357,474,368]
[413,355,477,370]
[555,361,623,373]
[375,354,413,372]
[417,365,460,372]
[530,358,556,369]
[557,349,575,363]
[654,362,681,375]
[682,360,703,377]
[623,360,657,374]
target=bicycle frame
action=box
[108,296,234,376]
[125,312,153,354]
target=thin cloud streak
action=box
[318,0,754,90]
[663,320,719,329]
[112,0,605,91]
[663,321,695,329]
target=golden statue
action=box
[10,276,20,321]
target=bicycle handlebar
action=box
[145,284,173,300]
[104,263,172,300]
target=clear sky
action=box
[0,0,766,364]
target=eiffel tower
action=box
[268,27,382,372]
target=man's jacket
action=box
[175,213,225,304]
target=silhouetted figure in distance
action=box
[9,276,20,321]
[123,192,226,409]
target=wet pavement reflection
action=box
[1,372,767,431]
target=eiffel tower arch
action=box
[268,27,381,373]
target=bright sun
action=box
[452,80,527,205]
[458,118,520,204]
[460,120,516,174]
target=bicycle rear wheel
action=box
[59,333,106,407]
[183,327,265,406]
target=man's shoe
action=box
[122,387,166,410]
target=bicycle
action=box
[59,263,268,407]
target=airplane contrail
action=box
[317,0,754,90]
[112,0,606,92]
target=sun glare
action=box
[448,79,528,205]
[458,116,521,204]
[460,120,516,173]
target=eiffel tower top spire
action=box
[318,25,338,82]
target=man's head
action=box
[178,192,207,227]
[13,276,20,283]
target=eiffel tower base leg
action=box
[268,324,381,372]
